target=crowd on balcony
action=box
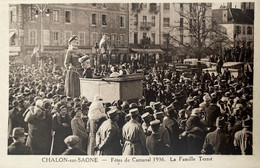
[8,53,253,155]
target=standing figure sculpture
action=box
[64,35,83,98]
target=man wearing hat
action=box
[141,112,152,136]
[62,135,86,155]
[122,108,148,155]
[233,115,252,155]
[8,127,32,155]
[95,108,122,155]
[205,98,222,132]
[162,107,180,154]
[202,116,232,154]
[182,108,207,154]
[52,105,72,155]
[153,111,171,149]
[146,120,171,155]
[71,107,89,153]
[79,55,93,78]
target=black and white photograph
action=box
[2,1,260,168]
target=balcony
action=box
[140,22,152,31]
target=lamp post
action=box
[93,42,99,73]
[34,4,51,69]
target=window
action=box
[190,4,193,12]
[236,26,241,34]
[65,11,71,23]
[53,31,59,45]
[151,33,155,44]
[163,18,170,27]
[29,30,37,45]
[247,26,252,34]
[180,34,183,44]
[43,30,50,46]
[102,14,107,26]
[79,32,85,46]
[111,33,116,46]
[134,33,138,44]
[92,3,97,7]
[143,16,147,23]
[180,3,184,11]
[92,13,97,25]
[102,3,107,8]
[151,16,155,26]
[28,7,36,21]
[180,18,183,28]
[120,16,125,28]
[120,35,125,46]
[164,3,170,10]
[10,11,13,22]
[143,32,147,38]
[243,26,245,34]
[142,3,147,9]
[53,10,59,22]
[64,31,72,46]
[90,32,98,46]
[119,3,125,10]
[189,19,192,31]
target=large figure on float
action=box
[64,35,83,98]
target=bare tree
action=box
[168,3,230,62]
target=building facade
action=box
[212,3,254,48]
[9,3,129,66]
[128,3,213,63]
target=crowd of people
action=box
[8,50,253,155]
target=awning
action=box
[131,48,164,53]
[9,31,15,39]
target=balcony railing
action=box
[140,22,152,31]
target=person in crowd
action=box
[64,35,83,98]
[122,108,148,155]
[146,120,172,155]
[24,99,52,154]
[233,115,252,155]
[8,127,32,155]
[62,135,86,155]
[202,116,233,154]
[52,105,72,155]
[95,108,122,155]
[205,98,222,132]
[162,107,180,154]
[141,112,152,137]
[87,94,107,155]
[71,107,89,153]
[181,108,207,154]
[79,55,93,78]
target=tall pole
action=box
[40,4,44,53]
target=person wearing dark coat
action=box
[162,107,180,154]
[24,100,52,155]
[52,105,72,155]
[205,98,222,132]
[62,135,86,155]
[202,116,233,154]
[146,120,171,155]
[71,107,89,153]
[181,108,207,154]
[8,127,32,155]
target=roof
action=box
[229,8,254,24]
